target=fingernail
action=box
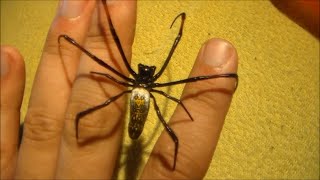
[1,50,10,77]
[59,0,87,19]
[203,38,236,68]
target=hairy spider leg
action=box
[151,89,193,121]
[153,73,239,90]
[58,35,134,83]
[153,12,186,81]
[150,94,179,170]
[101,0,137,78]
[75,90,132,139]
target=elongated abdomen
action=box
[129,88,150,139]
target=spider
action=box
[58,1,238,170]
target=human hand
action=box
[1,1,238,179]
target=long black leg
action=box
[151,89,193,121]
[153,73,239,90]
[90,71,134,87]
[153,13,186,81]
[75,90,131,139]
[101,0,137,78]
[150,94,178,170]
[58,35,134,83]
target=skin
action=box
[0,1,238,179]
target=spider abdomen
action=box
[129,88,150,139]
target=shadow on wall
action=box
[271,0,319,39]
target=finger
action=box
[15,1,96,179]
[0,46,25,179]
[56,1,137,179]
[141,38,238,179]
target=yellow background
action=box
[1,1,319,179]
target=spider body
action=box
[129,64,156,139]
[58,0,238,170]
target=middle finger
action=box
[56,1,137,178]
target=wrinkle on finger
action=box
[23,108,64,142]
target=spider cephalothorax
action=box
[136,64,156,85]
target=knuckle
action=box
[45,35,75,59]
[184,79,234,113]
[43,33,81,59]
[196,90,220,109]
[64,86,125,139]
[42,33,62,56]
[187,93,218,113]
[23,110,63,141]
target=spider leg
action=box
[153,13,186,81]
[90,71,134,87]
[151,89,193,121]
[150,93,178,170]
[153,73,239,90]
[75,90,131,139]
[58,34,135,83]
[101,0,137,78]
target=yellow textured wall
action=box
[1,1,319,179]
